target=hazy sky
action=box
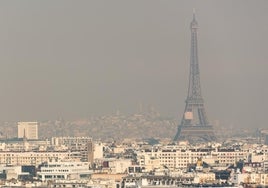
[0,1,267,129]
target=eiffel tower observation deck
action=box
[174,12,216,143]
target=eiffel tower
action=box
[174,12,216,142]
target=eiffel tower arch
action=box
[174,12,216,143]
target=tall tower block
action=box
[18,122,38,140]
[174,13,216,142]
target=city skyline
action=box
[0,1,267,130]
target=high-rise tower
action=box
[174,13,216,142]
[18,122,38,140]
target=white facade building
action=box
[51,137,92,148]
[37,161,93,181]
[18,122,38,140]
[94,142,104,159]
[0,151,75,166]
[137,146,249,171]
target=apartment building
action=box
[0,151,76,166]
[17,122,38,140]
[137,147,249,171]
[37,161,92,181]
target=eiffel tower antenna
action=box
[193,8,196,19]
[174,12,216,143]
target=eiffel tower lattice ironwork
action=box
[174,13,216,142]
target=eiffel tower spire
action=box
[174,12,216,142]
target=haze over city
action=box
[0,0,267,130]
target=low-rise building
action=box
[0,151,74,166]
[37,161,93,181]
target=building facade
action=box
[37,161,92,181]
[0,151,76,166]
[18,122,38,140]
[137,146,249,171]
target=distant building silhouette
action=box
[265,134,268,145]
[87,140,94,166]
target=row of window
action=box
[0,153,65,157]
[42,169,69,172]
[43,175,65,179]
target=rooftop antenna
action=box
[193,8,196,20]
